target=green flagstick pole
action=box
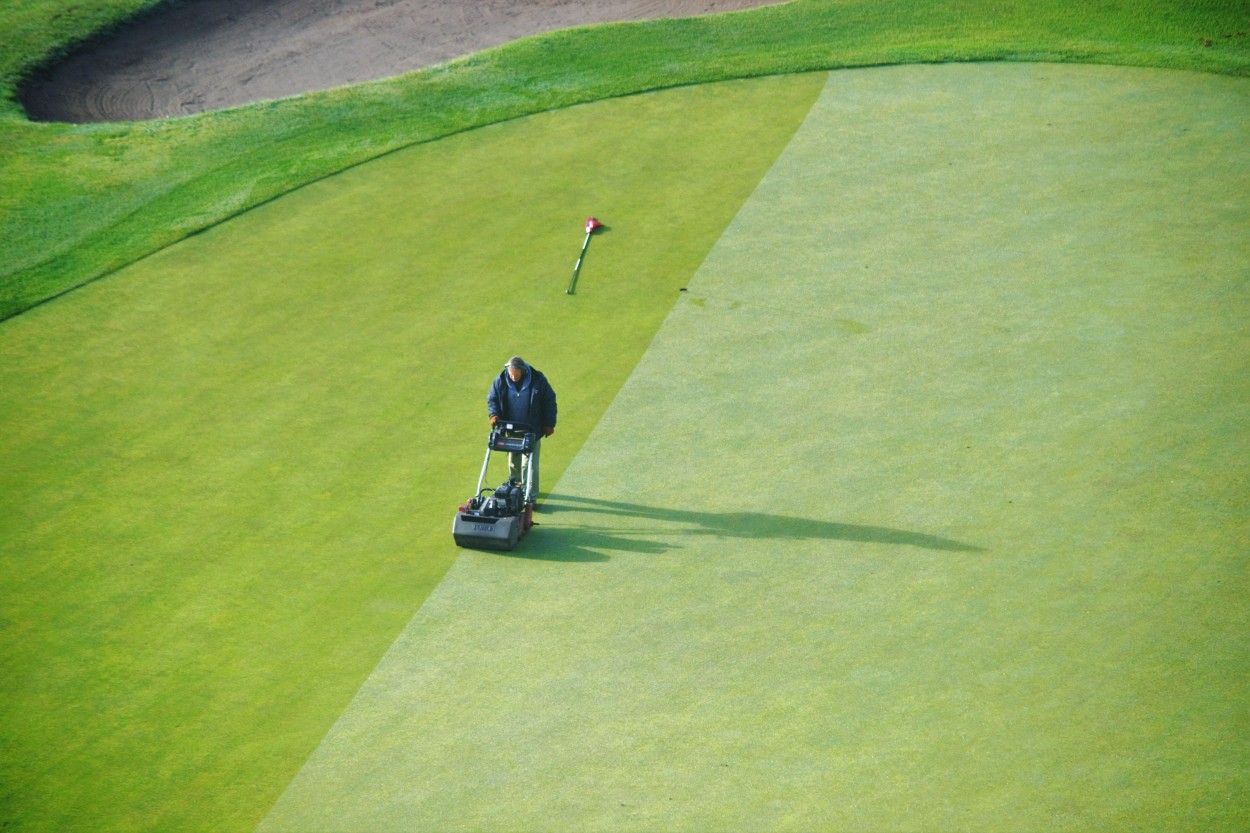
[566,216,602,295]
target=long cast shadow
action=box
[515,493,984,560]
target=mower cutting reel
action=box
[452,422,537,551]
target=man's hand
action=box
[544,426,555,438]
[489,415,499,427]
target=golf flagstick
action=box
[566,216,603,295]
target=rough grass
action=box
[2,0,1250,319]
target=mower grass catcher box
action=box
[453,423,536,551]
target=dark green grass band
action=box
[2,0,1250,320]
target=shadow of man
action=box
[524,493,984,559]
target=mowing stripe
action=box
[259,64,1250,832]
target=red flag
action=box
[585,216,603,234]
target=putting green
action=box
[260,64,1249,832]
[0,75,825,832]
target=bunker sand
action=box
[21,0,787,122]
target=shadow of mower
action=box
[509,493,984,562]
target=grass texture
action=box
[0,74,826,832]
[259,64,1250,832]
[2,1,1248,830]
[2,0,1250,319]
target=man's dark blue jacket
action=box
[487,365,557,432]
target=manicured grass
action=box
[2,0,1250,319]
[3,1,1248,831]
[0,73,827,833]
[260,64,1250,832]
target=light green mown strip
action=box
[260,64,1249,832]
[0,74,825,833]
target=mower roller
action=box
[452,421,537,551]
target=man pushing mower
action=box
[487,355,557,501]
[453,356,558,551]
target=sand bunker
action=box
[21,0,788,123]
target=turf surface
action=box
[259,64,1250,831]
[4,0,1249,320]
[0,73,825,832]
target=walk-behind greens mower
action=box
[452,422,537,551]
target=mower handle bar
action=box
[492,421,535,433]
[476,422,538,502]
